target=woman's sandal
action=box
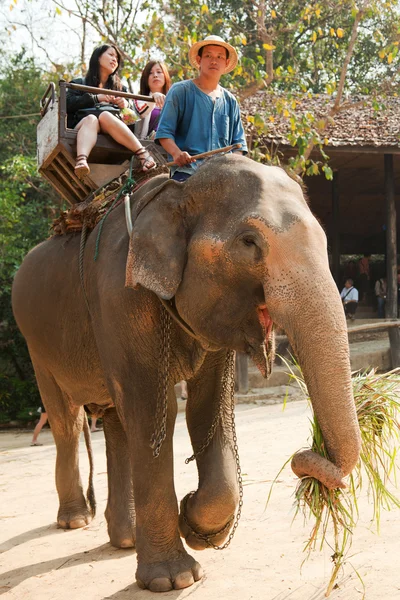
[133,147,156,172]
[74,154,90,179]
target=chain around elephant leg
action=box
[181,350,244,550]
[150,304,172,458]
[185,349,236,463]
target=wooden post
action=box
[384,154,400,367]
[235,353,249,394]
[332,170,340,286]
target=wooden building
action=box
[242,93,400,262]
[242,92,400,357]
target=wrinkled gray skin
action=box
[12,155,361,592]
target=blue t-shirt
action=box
[155,80,248,176]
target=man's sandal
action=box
[133,147,156,172]
[74,154,90,179]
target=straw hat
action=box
[188,35,238,74]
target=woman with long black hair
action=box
[67,44,156,178]
[134,60,171,139]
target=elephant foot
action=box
[105,508,136,549]
[178,492,234,551]
[107,525,136,549]
[57,503,92,529]
[136,552,203,592]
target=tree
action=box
[141,0,399,174]
[0,52,59,422]
[39,0,400,175]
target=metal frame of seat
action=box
[37,81,160,204]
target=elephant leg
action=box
[33,364,93,529]
[179,350,239,551]
[116,380,202,592]
[102,407,136,549]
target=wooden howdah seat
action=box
[37,81,166,205]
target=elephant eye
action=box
[242,236,257,247]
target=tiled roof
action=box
[241,92,400,148]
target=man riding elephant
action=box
[156,35,247,181]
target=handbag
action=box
[76,103,120,120]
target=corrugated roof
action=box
[241,92,400,149]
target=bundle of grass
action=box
[274,361,400,597]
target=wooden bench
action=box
[37,81,164,204]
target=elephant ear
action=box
[125,179,187,299]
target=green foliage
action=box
[0,154,56,421]
[0,51,43,162]
[0,52,59,423]
[49,0,400,176]
[46,0,400,93]
[0,374,41,423]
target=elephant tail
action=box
[83,410,96,517]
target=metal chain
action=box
[185,350,235,464]
[182,349,244,550]
[149,321,243,549]
[150,305,172,457]
[185,349,234,464]
[79,219,92,315]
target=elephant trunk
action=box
[266,272,361,490]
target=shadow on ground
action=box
[0,543,135,596]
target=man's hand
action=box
[159,138,196,166]
[172,151,196,166]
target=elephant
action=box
[12,154,361,592]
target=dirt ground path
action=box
[1,400,400,600]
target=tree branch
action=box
[8,21,60,68]
[237,79,268,101]
[332,6,365,111]
[295,5,366,171]
[254,0,274,84]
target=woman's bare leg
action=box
[75,114,100,157]
[31,412,48,445]
[74,115,101,177]
[98,111,143,152]
[90,417,102,432]
[180,381,188,400]
[98,112,155,170]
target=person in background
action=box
[374,276,387,318]
[67,44,156,178]
[135,60,171,139]
[31,401,48,446]
[340,278,359,320]
[180,380,188,401]
[343,259,358,287]
[358,253,371,302]
[90,417,102,432]
[156,35,247,181]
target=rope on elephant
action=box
[93,157,137,262]
[50,161,168,237]
[79,219,92,314]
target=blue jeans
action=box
[377,296,386,318]
[171,171,192,183]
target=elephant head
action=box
[126,154,361,490]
